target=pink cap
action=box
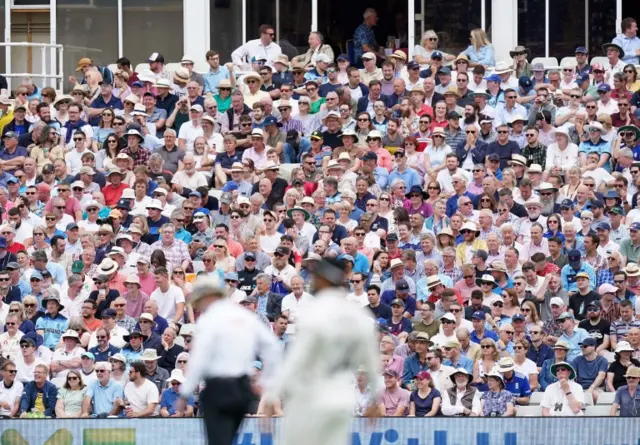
[37,183,51,193]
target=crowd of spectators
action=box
[1,12,640,420]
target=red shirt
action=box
[102,183,129,207]
[537,262,560,277]
[7,242,24,255]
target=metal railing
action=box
[0,42,64,93]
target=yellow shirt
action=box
[34,392,45,413]
[456,238,488,266]
[0,109,14,134]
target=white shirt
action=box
[130,196,153,217]
[171,170,208,190]
[430,332,458,348]
[177,121,203,154]
[259,232,283,254]
[208,132,225,154]
[51,346,85,379]
[15,356,46,383]
[124,378,159,414]
[60,291,89,320]
[65,149,91,176]
[346,291,369,308]
[14,221,33,245]
[514,358,539,380]
[494,103,528,127]
[441,386,482,416]
[0,379,23,416]
[150,285,185,321]
[281,291,314,333]
[263,264,297,289]
[597,99,619,115]
[0,330,23,361]
[540,380,584,416]
[88,325,129,349]
[436,168,472,193]
[545,143,579,172]
[181,298,282,395]
[231,39,282,69]
[296,222,317,244]
[55,213,75,232]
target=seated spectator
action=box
[480,370,515,417]
[54,369,87,418]
[407,371,441,417]
[50,329,85,383]
[541,361,585,416]
[606,341,640,392]
[611,366,640,417]
[0,360,23,418]
[497,356,531,405]
[160,369,194,417]
[81,361,124,418]
[19,363,57,417]
[572,337,608,403]
[441,368,481,416]
[123,362,159,418]
[376,369,409,416]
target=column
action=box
[183,0,210,70]
[491,0,518,64]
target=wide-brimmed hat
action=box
[476,273,498,288]
[286,206,310,221]
[470,88,490,99]
[388,50,408,62]
[61,329,80,342]
[389,258,404,270]
[497,357,516,373]
[460,221,480,234]
[42,292,64,311]
[624,366,640,378]
[172,67,190,84]
[524,196,543,208]
[619,125,640,140]
[167,369,186,384]
[625,263,640,277]
[426,275,443,290]
[449,367,472,384]
[537,182,558,193]
[509,45,531,59]
[405,185,427,200]
[615,341,635,354]
[53,94,73,109]
[488,261,507,274]
[437,227,454,240]
[140,349,160,361]
[443,86,461,99]
[123,329,148,343]
[366,130,383,140]
[493,61,514,75]
[98,258,118,275]
[602,42,625,59]
[553,339,571,350]
[71,84,89,97]
[322,110,342,124]
[550,361,576,380]
[485,369,506,388]
[243,72,263,86]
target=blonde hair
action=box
[480,338,500,360]
[421,30,439,47]
[521,300,541,324]
[470,28,491,50]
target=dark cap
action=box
[240,296,258,305]
[116,199,131,210]
[609,206,625,216]
[386,233,399,242]
[591,199,604,209]
[66,222,79,231]
[568,249,582,267]
[472,311,486,320]
[431,51,443,60]
[596,222,611,231]
[383,368,399,378]
[597,83,611,92]
[447,111,461,119]
[575,46,588,54]
[336,54,349,62]
[391,298,405,307]
[101,308,117,318]
[263,115,278,126]
[407,61,420,70]
[437,66,451,75]
[395,279,410,292]
[487,153,500,162]
[286,129,299,142]
[586,300,602,309]
[560,199,575,209]
[360,151,378,162]
[309,130,323,140]
[275,246,290,256]
[6,261,19,270]
[244,252,256,260]
[512,314,525,322]
[580,337,597,347]
[519,76,533,89]
[575,73,590,84]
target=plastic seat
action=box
[531,57,559,70]
[584,405,613,416]
[209,188,222,201]
[590,56,608,68]
[529,392,544,405]
[596,392,616,405]
[107,63,119,76]
[165,62,183,75]
[516,405,542,417]
[559,57,577,68]
[583,391,594,406]
[134,62,150,74]
[278,163,300,182]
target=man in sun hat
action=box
[496,356,531,406]
[50,329,84,379]
[455,221,488,266]
[540,360,585,416]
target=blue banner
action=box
[1,418,640,445]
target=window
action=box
[210,0,243,62]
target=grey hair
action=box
[443,247,456,255]
[256,273,272,285]
[363,7,377,18]
[457,195,472,207]
[451,174,468,184]
[390,178,406,190]
[310,31,324,44]
[149,153,164,164]
[68,274,83,285]
[95,361,112,371]
[500,223,515,233]
[176,352,190,366]
[163,128,177,137]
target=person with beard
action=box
[520,127,547,169]
[462,103,479,126]
[538,183,561,216]
[578,300,611,354]
[517,197,548,245]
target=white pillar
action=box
[183,0,209,60]
[616,0,622,34]
[311,0,317,32]
[491,0,517,64]
[407,0,415,59]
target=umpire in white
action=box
[181,274,282,445]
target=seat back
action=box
[584,405,613,416]
[531,57,559,70]
[516,405,542,417]
[590,56,608,68]
[596,392,616,405]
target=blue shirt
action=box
[560,327,590,362]
[380,292,417,316]
[0,146,28,175]
[353,23,377,60]
[463,44,495,66]
[470,329,499,344]
[35,313,69,349]
[89,95,123,126]
[44,262,66,286]
[352,252,370,274]
[121,345,144,371]
[443,356,474,374]
[203,66,231,95]
[160,387,195,414]
[388,168,421,190]
[89,343,121,363]
[612,33,640,65]
[503,371,532,401]
[579,138,612,171]
[374,166,389,190]
[560,263,596,293]
[401,353,429,386]
[86,378,124,416]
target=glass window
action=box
[247,0,275,42]
[279,0,311,52]
[517,0,545,58]
[588,0,616,57]
[210,0,243,62]
[549,0,585,59]
[57,3,117,91]
[123,0,184,67]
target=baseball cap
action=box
[630,222,640,231]
[575,73,590,84]
[549,297,565,307]
[383,369,399,378]
[512,314,525,322]
[431,51,443,60]
[575,272,590,280]
[575,46,588,54]
[263,115,279,126]
[484,74,501,83]
[437,66,451,75]
[560,199,575,209]
[395,279,410,292]
[391,298,405,307]
[598,283,618,294]
[386,233,399,242]
[101,308,117,318]
[597,83,611,92]
[557,311,575,321]
[360,151,378,162]
[580,337,597,347]
[406,61,420,70]
[609,206,625,216]
[596,222,611,231]
[568,249,582,267]
[472,311,486,320]
[586,300,602,309]
[519,76,533,90]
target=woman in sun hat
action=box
[611,366,640,417]
[607,341,640,392]
[480,369,515,417]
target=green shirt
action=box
[214,95,232,113]
[620,238,640,263]
[310,98,326,114]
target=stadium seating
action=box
[585,405,613,416]
[595,392,616,405]
[516,405,542,417]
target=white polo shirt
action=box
[0,379,23,416]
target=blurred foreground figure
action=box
[265,259,380,445]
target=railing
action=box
[0,42,64,93]
[2,417,640,445]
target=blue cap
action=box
[431,51,443,59]
[101,308,117,318]
[195,207,210,215]
[512,314,525,322]
[519,76,533,89]
[406,61,420,70]
[81,351,96,361]
[597,83,611,92]
[485,74,501,83]
[131,81,144,88]
[336,54,349,62]
[6,176,18,184]
[0,237,7,249]
[360,151,378,161]
[472,311,486,320]
[580,337,597,347]
[224,272,239,281]
[630,222,640,231]
[253,360,263,370]
[575,73,590,84]
[66,222,79,231]
[189,191,202,198]
[221,181,239,192]
[116,199,130,209]
[591,199,604,209]
[437,66,451,75]
[31,270,43,281]
[560,199,574,209]
[575,46,588,54]
[596,222,611,231]
[337,254,355,263]
[263,115,279,126]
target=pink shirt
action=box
[387,355,405,376]
[376,387,410,416]
[454,281,481,304]
[139,273,156,297]
[45,196,81,218]
[374,147,393,172]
